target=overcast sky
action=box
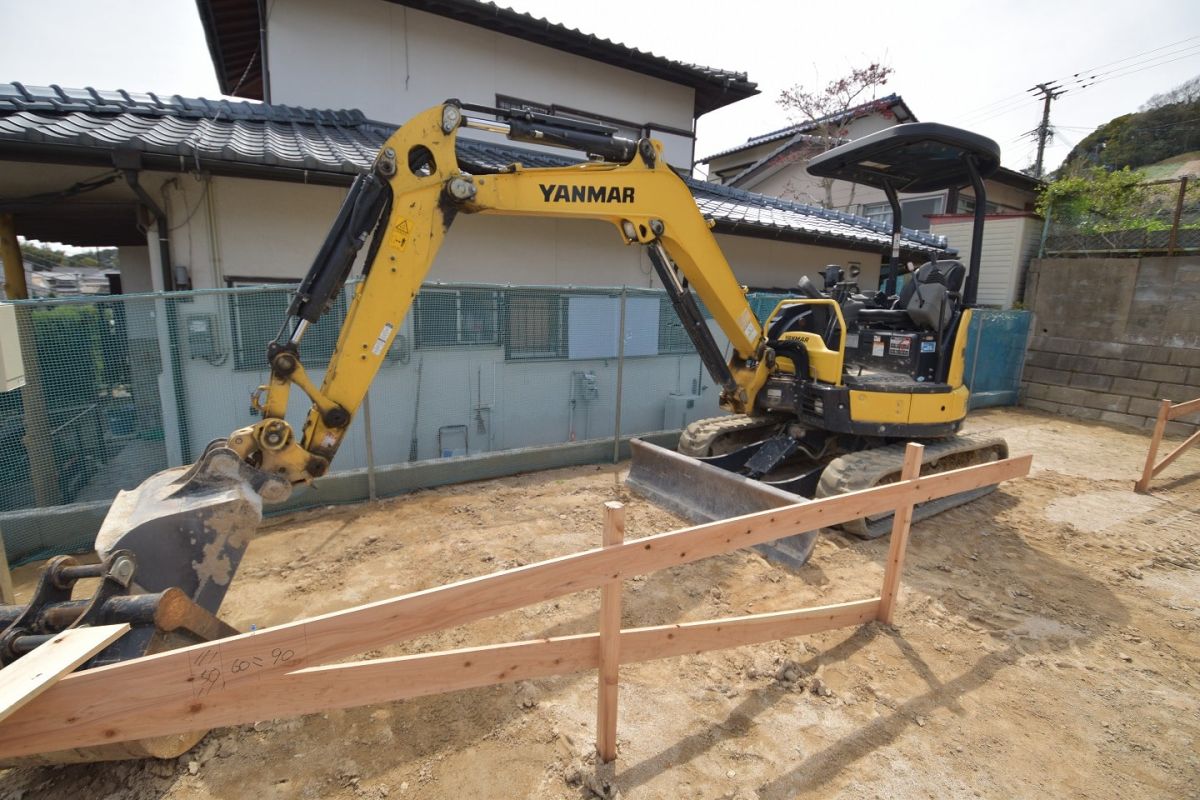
[2,0,1199,175]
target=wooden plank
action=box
[877,443,925,624]
[0,522,14,605]
[1168,396,1200,420]
[0,454,1029,757]
[1151,428,1200,478]
[0,599,877,755]
[596,501,624,763]
[0,624,128,724]
[1136,399,1173,492]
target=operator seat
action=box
[856,260,966,333]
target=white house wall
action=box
[266,0,696,165]
[163,286,724,471]
[929,215,1042,308]
[714,233,884,291]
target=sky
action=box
[2,0,1199,177]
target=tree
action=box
[1141,74,1200,111]
[777,63,894,210]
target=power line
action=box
[956,35,1200,129]
[1070,47,1200,96]
[1061,34,1200,83]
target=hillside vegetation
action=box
[1060,75,1200,173]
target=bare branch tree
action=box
[778,63,894,210]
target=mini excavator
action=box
[0,102,1007,759]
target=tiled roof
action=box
[715,132,842,189]
[0,83,944,253]
[196,0,758,117]
[698,94,914,163]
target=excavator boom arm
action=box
[234,102,771,484]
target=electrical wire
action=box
[1070,48,1200,96]
[0,170,121,208]
[1062,37,1200,86]
[959,35,1200,128]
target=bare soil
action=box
[2,408,1199,799]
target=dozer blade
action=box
[625,439,817,569]
[93,441,290,617]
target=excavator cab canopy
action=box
[807,122,1002,306]
[805,122,1000,192]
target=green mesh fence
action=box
[0,281,721,564]
[1043,176,1200,256]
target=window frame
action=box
[502,290,569,361]
[225,277,347,371]
[413,287,501,350]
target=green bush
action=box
[30,304,103,409]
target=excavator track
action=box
[678,414,785,457]
[816,434,1009,539]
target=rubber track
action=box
[816,434,1010,539]
[678,415,781,458]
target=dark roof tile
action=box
[699,94,915,163]
[0,83,943,254]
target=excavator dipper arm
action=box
[230,101,772,486]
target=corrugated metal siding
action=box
[931,217,1038,308]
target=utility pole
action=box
[1028,82,1067,179]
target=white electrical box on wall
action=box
[0,303,25,392]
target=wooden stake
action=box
[597,501,624,763]
[877,442,925,624]
[0,523,14,605]
[1135,399,1172,493]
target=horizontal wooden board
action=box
[0,600,877,753]
[0,453,1029,758]
[0,624,128,725]
[1169,397,1200,419]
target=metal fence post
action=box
[612,287,627,464]
[1037,198,1052,259]
[362,389,377,502]
[1168,176,1188,256]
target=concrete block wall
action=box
[1022,336,1199,436]
[1021,256,1200,435]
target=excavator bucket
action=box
[93,442,289,617]
[625,439,818,568]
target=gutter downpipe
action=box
[258,0,272,104]
[122,167,193,464]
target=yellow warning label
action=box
[392,218,412,249]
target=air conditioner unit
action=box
[663,393,703,430]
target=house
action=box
[0,0,950,477]
[699,92,1044,306]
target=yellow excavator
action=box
[0,100,1007,693]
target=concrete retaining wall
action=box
[1021,256,1200,435]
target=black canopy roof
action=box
[807,123,1001,194]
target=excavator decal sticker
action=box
[538,184,635,203]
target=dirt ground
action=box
[2,407,1198,799]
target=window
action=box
[504,291,567,360]
[414,289,500,349]
[860,196,946,232]
[658,296,695,354]
[227,279,347,371]
[955,196,1001,214]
